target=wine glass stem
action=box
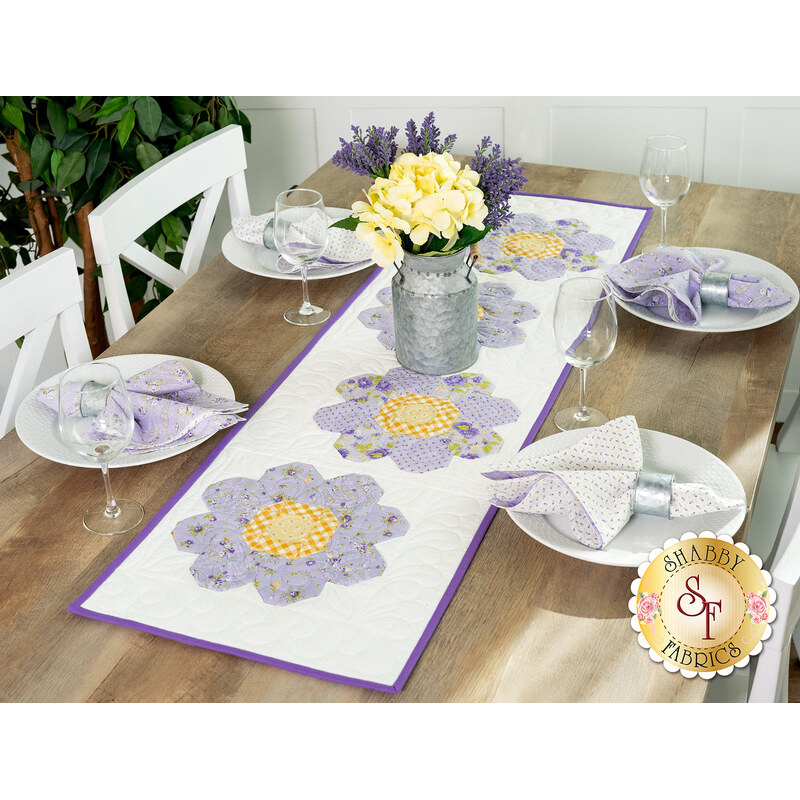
[299,262,313,314]
[575,367,590,422]
[100,461,121,519]
[659,206,668,247]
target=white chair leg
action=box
[777,393,800,453]
[749,643,787,702]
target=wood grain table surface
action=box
[2,158,799,703]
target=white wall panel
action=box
[550,105,707,180]
[740,107,800,193]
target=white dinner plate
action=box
[608,247,799,332]
[506,427,747,568]
[15,354,236,469]
[222,207,375,282]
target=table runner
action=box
[70,193,651,693]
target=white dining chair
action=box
[743,411,800,702]
[89,124,251,342]
[0,247,93,437]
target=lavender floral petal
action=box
[335,374,393,402]
[515,257,566,281]
[357,305,395,350]
[382,366,442,396]
[479,282,516,301]
[452,391,520,429]
[253,559,328,606]
[202,477,269,521]
[437,373,495,397]
[323,540,386,586]
[318,472,384,518]
[480,284,538,324]
[376,286,393,306]
[443,428,506,460]
[339,501,409,545]
[314,398,385,433]
[333,425,397,463]
[189,534,260,591]
[563,230,613,253]
[257,462,327,505]
[389,435,454,473]
[478,320,526,348]
[172,512,244,554]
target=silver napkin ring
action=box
[633,470,674,517]
[699,270,730,306]
[79,380,110,417]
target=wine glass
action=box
[639,134,691,250]
[553,275,618,431]
[58,362,144,535]
[274,188,330,326]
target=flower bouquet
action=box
[332,113,527,375]
[332,112,527,267]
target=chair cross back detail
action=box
[0,248,92,437]
[89,124,251,342]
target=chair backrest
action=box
[748,457,800,702]
[89,124,251,342]
[0,248,93,437]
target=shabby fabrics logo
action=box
[630,531,776,678]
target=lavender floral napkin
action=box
[605,247,793,325]
[231,213,373,272]
[38,360,247,454]
[483,415,743,550]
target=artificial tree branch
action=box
[3,129,54,256]
[74,201,110,357]
[46,196,63,247]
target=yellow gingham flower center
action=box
[240,500,339,558]
[374,393,461,438]
[500,232,565,260]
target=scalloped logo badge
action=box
[630,531,776,679]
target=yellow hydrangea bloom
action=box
[350,151,488,266]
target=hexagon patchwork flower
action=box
[476,212,614,281]
[171,462,409,606]
[358,283,539,351]
[313,367,521,473]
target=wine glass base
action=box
[554,406,609,432]
[640,243,668,255]
[284,305,331,326]
[83,498,144,535]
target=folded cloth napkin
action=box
[605,246,793,325]
[231,213,373,272]
[483,415,743,550]
[38,360,248,454]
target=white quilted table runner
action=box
[70,194,650,692]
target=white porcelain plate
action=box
[610,247,799,332]
[15,354,236,469]
[506,427,746,567]
[222,207,375,281]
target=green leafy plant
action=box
[0,96,251,355]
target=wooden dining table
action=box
[2,157,799,703]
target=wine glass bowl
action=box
[274,188,331,326]
[553,275,618,431]
[58,362,144,535]
[639,134,691,250]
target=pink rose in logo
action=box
[637,592,660,625]
[746,591,769,624]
